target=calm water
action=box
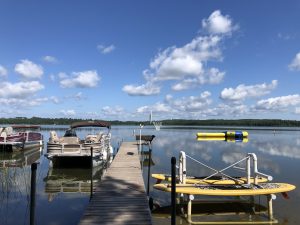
[0,125,300,225]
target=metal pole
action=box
[147,148,152,196]
[171,157,176,225]
[267,194,274,220]
[30,163,37,225]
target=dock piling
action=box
[171,156,176,225]
[30,163,37,225]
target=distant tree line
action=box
[160,119,300,127]
[0,117,300,127]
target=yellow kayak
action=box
[152,173,268,185]
[154,183,296,196]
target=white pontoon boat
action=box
[0,126,43,152]
[46,121,113,167]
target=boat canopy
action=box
[70,121,111,129]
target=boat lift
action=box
[177,151,279,224]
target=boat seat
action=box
[85,132,104,143]
[4,127,13,135]
[59,137,80,144]
[49,131,60,143]
[85,135,97,143]
[0,130,7,138]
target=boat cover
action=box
[71,121,111,129]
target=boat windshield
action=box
[63,129,77,137]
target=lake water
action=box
[0,125,300,225]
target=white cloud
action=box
[123,10,237,96]
[220,80,278,102]
[58,72,68,79]
[0,96,57,107]
[171,91,212,112]
[207,103,249,117]
[60,70,100,88]
[255,94,300,111]
[14,59,44,79]
[149,35,222,82]
[74,92,83,100]
[202,10,238,35]
[0,65,8,77]
[137,91,212,119]
[43,55,58,63]
[296,107,300,114]
[0,81,44,98]
[101,106,124,116]
[49,96,60,104]
[172,68,225,91]
[60,109,76,117]
[288,52,300,71]
[122,83,160,96]
[97,44,116,54]
[137,103,173,114]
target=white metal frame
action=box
[178,151,277,223]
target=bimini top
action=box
[70,121,111,129]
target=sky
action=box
[1,0,300,121]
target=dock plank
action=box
[78,142,152,225]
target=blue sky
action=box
[1,0,300,120]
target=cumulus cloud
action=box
[97,44,116,54]
[254,94,300,111]
[101,106,124,116]
[170,91,212,112]
[14,59,43,79]
[0,96,58,107]
[60,109,76,117]
[123,10,236,96]
[60,70,100,88]
[0,81,44,98]
[172,68,225,91]
[137,103,173,114]
[43,55,58,63]
[148,35,222,82]
[288,52,300,71]
[0,65,8,77]
[220,80,278,102]
[137,91,212,119]
[122,83,160,96]
[202,10,238,35]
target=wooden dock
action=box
[79,142,152,225]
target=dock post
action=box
[147,148,152,196]
[90,147,93,200]
[30,163,37,225]
[171,157,176,225]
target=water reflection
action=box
[0,146,42,225]
[0,126,299,225]
[150,129,300,224]
[44,165,105,202]
[0,146,42,168]
[152,201,269,223]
